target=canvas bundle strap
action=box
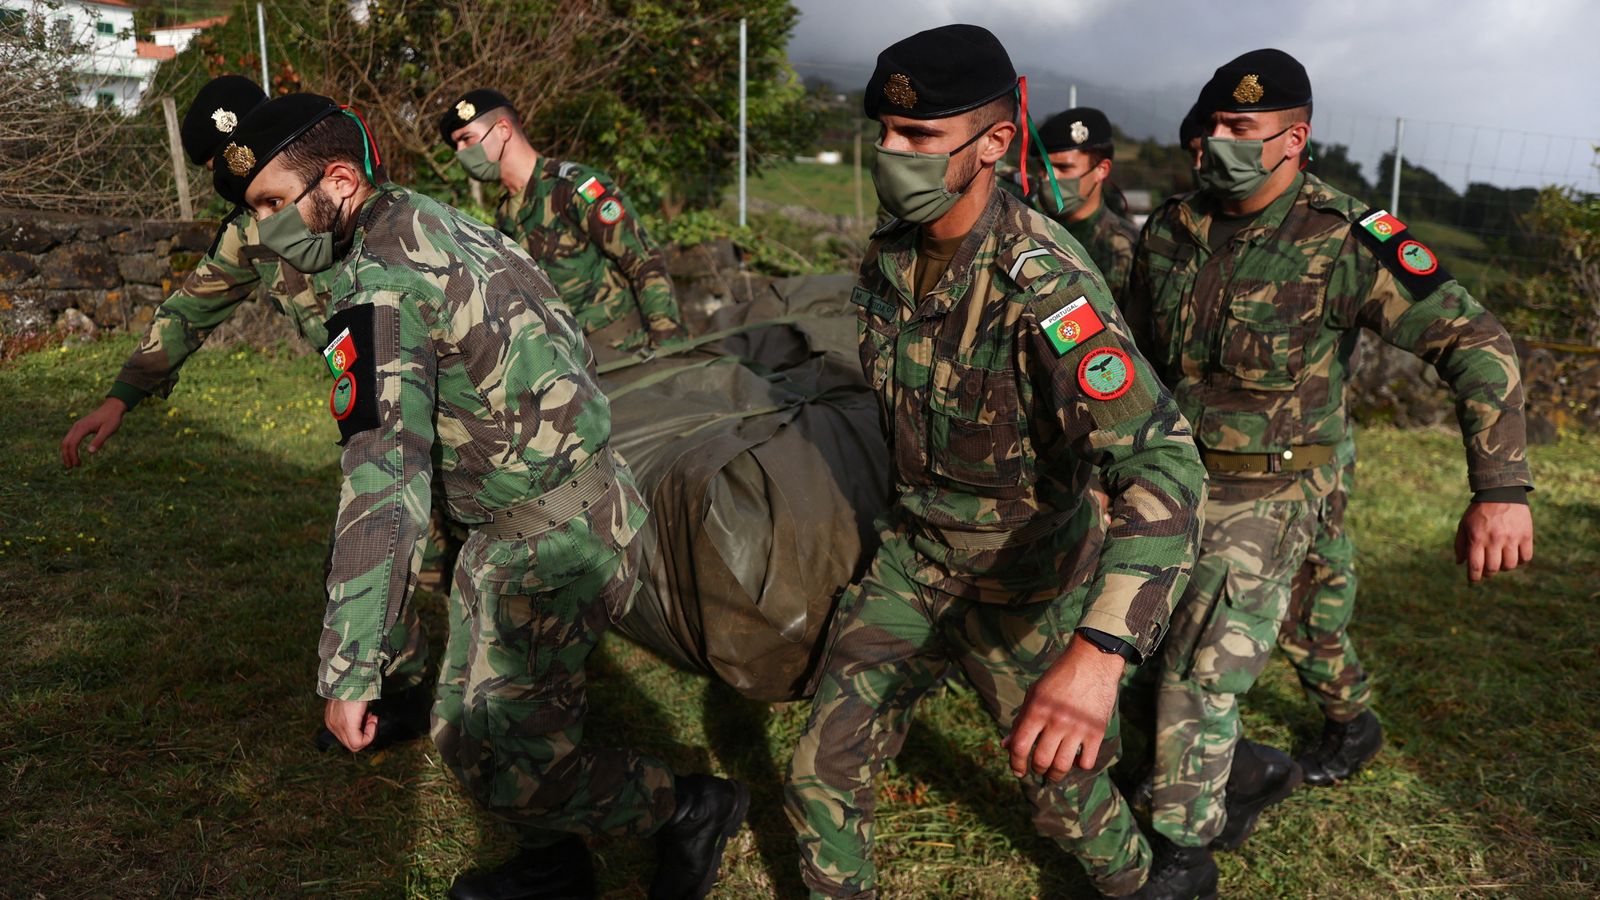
[595,313,831,376]
[922,509,1075,551]
[1201,443,1336,474]
[475,448,618,540]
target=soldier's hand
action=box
[1455,501,1534,583]
[60,398,128,468]
[1003,635,1125,783]
[324,698,378,752]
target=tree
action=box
[1513,175,1600,344]
[143,0,812,217]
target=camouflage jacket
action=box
[496,158,681,351]
[109,215,334,407]
[1058,203,1140,303]
[317,184,647,701]
[1123,172,1531,494]
[855,185,1206,659]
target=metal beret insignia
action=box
[455,100,476,121]
[1070,120,1089,144]
[211,108,237,133]
[222,142,255,177]
[883,73,918,108]
[1233,73,1265,104]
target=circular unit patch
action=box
[1396,239,1438,276]
[1077,346,1135,401]
[597,198,624,225]
[329,371,358,421]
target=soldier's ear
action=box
[324,159,365,199]
[980,119,1016,165]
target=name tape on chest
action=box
[851,285,896,321]
[1038,296,1105,356]
[1351,207,1452,299]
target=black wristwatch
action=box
[1075,627,1143,665]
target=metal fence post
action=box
[738,18,747,229]
[1390,116,1404,215]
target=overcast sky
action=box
[787,0,1600,191]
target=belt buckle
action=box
[1267,452,1282,474]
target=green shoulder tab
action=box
[1350,207,1453,299]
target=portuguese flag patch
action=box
[576,176,605,203]
[1040,296,1105,357]
[323,327,357,375]
[1359,209,1406,242]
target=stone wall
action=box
[4,207,1593,438]
[0,207,218,335]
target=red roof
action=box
[136,40,176,60]
[152,15,230,32]
[83,0,135,8]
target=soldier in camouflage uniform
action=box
[782,27,1207,899]
[439,88,682,354]
[1122,50,1535,897]
[58,76,435,755]
[1033,107,1141,302]
[215,93,745,900]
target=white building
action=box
[149,14,226,55]
[0,0,160,114]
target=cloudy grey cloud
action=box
[788,0,1600,191]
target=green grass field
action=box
[3,335,1598,898]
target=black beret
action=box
[1197,48,1311,115]
[1039,107,1113,153]
[438,88,516,145]
[1179,99,1210,146]
[181,75,266,165]
[213,93,342,206]
[864,24,1017,121]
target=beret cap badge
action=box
[883,73,918,108]
[455,100,476,121]
[1069,120,1089,144]
[223,142,255,177]
[1232,73,1265,104]
[211,108,237,133]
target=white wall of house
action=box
[2,0,159,114]
[150,22,203,53]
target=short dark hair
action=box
[1084,143,1115,165]
[979,91,1018,126]
[277,113,376,186]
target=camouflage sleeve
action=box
[1335,234,1532,492]
[316,288,437,702]
[1116,217,1165,368]
[1024,276,1207,659]
[109,216,264,407]
[567,184,681,339]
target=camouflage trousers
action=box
[380,505,466,691]
[1277,459,1372,724]
[430,531,676,847]
[785,531,1149,898]
[1151,477,1329,846]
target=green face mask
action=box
[456,127,504,182]
[1042,173,1099,218]
[1196,126,1291,200]
[872,125,991,223]
[259,177,345,274]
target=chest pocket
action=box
[1215,277,1327,391]
[1140,237,1195,369]
[926,353,1024,488]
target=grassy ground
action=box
[3,335,1598,898]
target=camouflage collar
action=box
[1064,201,1103,243]
[876,183,1006,315]
[337,183,405,275]
[1177,172,1305,249]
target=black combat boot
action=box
[648,774,749,900]
[447,836,595,900]
[314,680,433,753]
[1212,740,1303,851]
[1298,710,1384,787]
[1127,836,1217,900]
